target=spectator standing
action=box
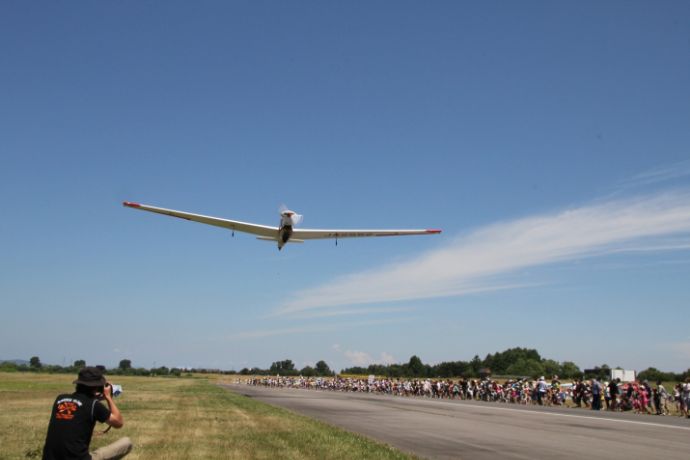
[604,382,611,410]
[608,378,620,411]
[653,380,667,415]
[639,383,653,414]
[643,380,654,412]
[674,384,685,416]
[573,379,583,407]
[591,378,602,411]
[536,377,548,405]
[550,376,561,405]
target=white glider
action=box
[123,202,441,250]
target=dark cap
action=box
[73,366,106,387]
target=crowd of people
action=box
[243,375,690,417]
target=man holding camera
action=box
[43,367,133,460]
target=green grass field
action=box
[0,372,415,460]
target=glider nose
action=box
[123,201,141,208]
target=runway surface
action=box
[222,384,690,459]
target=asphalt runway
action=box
[222,384,690,459]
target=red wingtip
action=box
[123,201,141,208]
[426,229,442,234]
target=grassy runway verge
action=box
[0,372,414,460]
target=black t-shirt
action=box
[43,392,111,460]
[609,381,619,395]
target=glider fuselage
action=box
[278,225,293,250]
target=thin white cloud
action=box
[225,318,412,341]
[622,160,690,188]
[274,306,415,319]
[604,239,690,254]
[341,349,397,367]
[344,350,373,366]
[275,189,690,315]
[379,352,396,365]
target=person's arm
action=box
[103,384,124,428]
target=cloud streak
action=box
[622,160,690,188]
[343,350,397,367]
[332,344,397,367]
[225,318,412,340]
[283,306,415,319]
[276,189,690,315]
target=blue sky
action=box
[2,1,689,373]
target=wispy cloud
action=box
[282,306,415,319]
[331,343,397,366]
[275,189,690,316]
[604,239,690,255]
[623,160,690,188]
[336,347,397,367]
[343,350,374,366]
[225,318,412,341]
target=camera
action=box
[101,383,123,398]
[111,384,123,397]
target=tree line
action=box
[237,359,334,377]
[343,347,690,381]
[3,348,689,381]
[0,357,236,377]
[341,348,585,379]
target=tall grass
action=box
[0,372,414,460]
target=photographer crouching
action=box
[43,367,133,460]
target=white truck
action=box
[610,369,636,382]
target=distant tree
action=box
[681,369,690,381]
[392,364,409,378]
[270,359,296,375]
[341,366,367,375]
[407,355,426,377]
[584,365,611,380]
[542,359,561,377]
[300,366,316,377]
[506,358,544,378]
[559,361,582,379]
[434,361,470,378]
[315,360,332,376]
[239,368,250,375]
[637,367,678,383]
[119,359,132,371]
[30,356,42,369]
[482,353,494,373]
[470,355,482,376]
[73,359,86,369]
[367,364,389,376]
[483,348,542,375]
[0,361,19,372]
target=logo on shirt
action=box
[55,398,82,420]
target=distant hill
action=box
[0,359,30,365]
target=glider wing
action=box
[122,202,278,238]
[291,228,441,240]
